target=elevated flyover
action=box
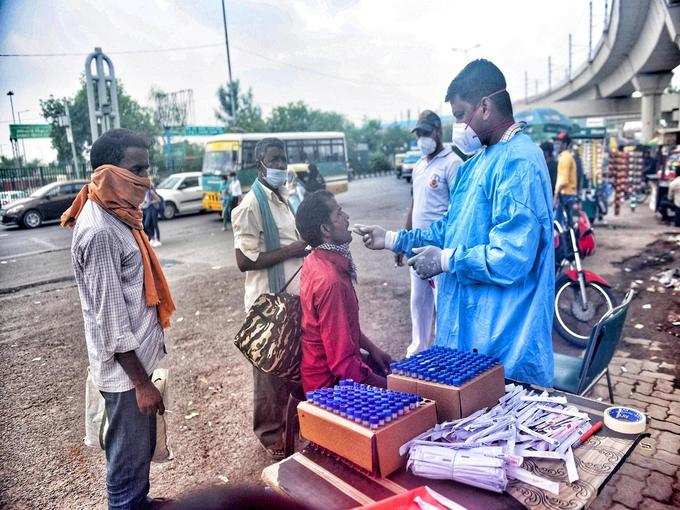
[514,0,680,141]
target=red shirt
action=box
[299,249,383,392]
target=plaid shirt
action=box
[500,122,526,143]
[316,242,357,282]
[71,201,165,392]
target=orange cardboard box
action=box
[297,400,437,477]
[387,364,505,422]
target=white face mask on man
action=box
[450,88,507,155]
[451,123,482,155]
[417,136,437,156]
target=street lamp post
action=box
[221,0,237,120]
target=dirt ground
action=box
[609,235,680,384]
[0,265,411,509]
[1,191,678,508]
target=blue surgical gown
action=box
[394,132,555,387]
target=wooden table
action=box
[262,388,647,510]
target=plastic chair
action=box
[553,290,634,403]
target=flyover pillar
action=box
[632,73,673,142]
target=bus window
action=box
[202,150,237,175]
[331,139,345,162]
[304,141,318,160]
[318,140,331,162]
[243,140,257,169]
[285,140,300,164]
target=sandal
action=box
[262,444,286,461]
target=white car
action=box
[156,172,204,220]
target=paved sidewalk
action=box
[582,205,680,509]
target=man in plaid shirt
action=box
[65,129,173,509]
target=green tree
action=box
[0,155,45,168]
[215,80,266,132]
[381,125,411,155]
[267,101,348,132]
[40,78,159,165]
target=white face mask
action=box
[417,136,437,156]
[450,88,507,155]
[263,167,286,189]
[451,122,482,155]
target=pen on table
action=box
[574,420,602,447]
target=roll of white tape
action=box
[604,406,646,434]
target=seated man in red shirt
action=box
[295,191,392,392]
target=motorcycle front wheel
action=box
[553,274,616,348]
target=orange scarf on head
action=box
[62,164,176,329]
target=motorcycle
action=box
[553,196,616,348]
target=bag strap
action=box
[280,265,303,294]
[451,144,470,162]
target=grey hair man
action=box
[231,137,308,459]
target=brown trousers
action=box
[253,366,299,449]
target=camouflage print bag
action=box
[234,268,302,382]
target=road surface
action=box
[0,176,411,294]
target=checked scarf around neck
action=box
[61,164,176,329]
[316,242,358,283]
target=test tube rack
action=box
[390,346,500,387]
[305,379,422,430]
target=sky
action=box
[0,0,657,162]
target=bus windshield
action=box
[202,150,237,175]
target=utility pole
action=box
[524,71,528,101]
[548,56,552,91]
[58,101,80,178]
[6,90,21,168]
[588,0,593,61]
[221,0,236,120]
[17,109,29,164]
[568,34,573,80]
[604,0,609,30]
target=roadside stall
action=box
[650,128,680,220]
[572,127,607,222]
[262,347,648,510]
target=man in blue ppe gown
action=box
[355,60,554,387]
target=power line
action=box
[0,40,433,108]
[0,43,223,58]
[1,41,430,88]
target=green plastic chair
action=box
[553,290,634,403]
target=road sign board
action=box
[166,125,226,137]
[9,124,52,139]
[572,127,607,139]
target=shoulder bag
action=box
[234,266,303,382]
